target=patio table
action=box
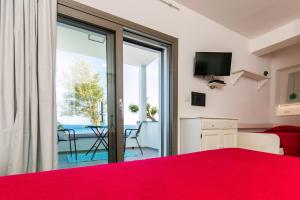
[85,125,139,160]
[85,125,108,160]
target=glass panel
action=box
[123,41,162,161]
[56,20,114,169]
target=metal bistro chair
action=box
[57,128,78,160]
[124,122,143,155]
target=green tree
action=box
[62,60,104,125]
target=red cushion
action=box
[265,125,300,133]
[264,126,300,156]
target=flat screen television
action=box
[194,52,232,76]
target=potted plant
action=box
[146,103,158,122]
[128,103,158,122]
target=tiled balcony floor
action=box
[58,147,159,169]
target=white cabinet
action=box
[201,131,222,150]
[223,130,237,148]
[180,117,238,154]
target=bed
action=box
[237,132,281,154]
[0,148,300,200]
[263,125,300,157]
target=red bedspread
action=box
[1,148,300,200]
[264,125,300,157]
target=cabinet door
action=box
[201,131,222,151]
[223,131,237,148]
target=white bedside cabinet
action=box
[180,117,238,154]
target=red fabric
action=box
[264,126,300,157]
[265,125,300,133]
[1,148,300,200]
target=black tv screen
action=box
[194,52,232,76]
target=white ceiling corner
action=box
[174,0,300,39]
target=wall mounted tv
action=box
[194,52,232,76]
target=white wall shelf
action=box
[231,70,270,90]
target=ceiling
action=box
[123,42,160,67]
[57,22,107,59]
[174,0,300,39]
[57,23,159,66]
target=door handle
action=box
[119,98,124,115]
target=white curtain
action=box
[0,0,57,175]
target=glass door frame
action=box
[57,0,178,162]
[123,31,172,157]
[57,3,124,163]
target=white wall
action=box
[74,0,271,124]
[270,43,300,125]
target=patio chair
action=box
[124,122,143,155]
[57,124,78,160]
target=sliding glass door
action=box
[56,18,116,169]
[56,2,176,169]
[122,32,171,161]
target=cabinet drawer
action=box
[201,119,221,129]
[201,119,237,130]
[221,120,238,129]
